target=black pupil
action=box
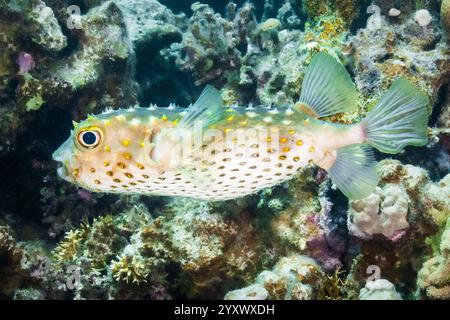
[82,131,97,145]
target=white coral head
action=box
[414,9,432,27]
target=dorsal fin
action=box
[178,85,224,131]
[298,52,359,117]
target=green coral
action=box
[25,95,44,111]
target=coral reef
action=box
[417,217,450,299]
[348,185,409,240]
[0,0,448,301]
[443,0,450,41]
[349,4,449,105]
[224,255,324,300]
[359,279,402,300]
[344,160,450,298]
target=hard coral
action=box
[347,185,410,240]
[417,218,450,299]
[302,0,362,26]
[349,5,449,105]
[442,0,450,41]
[359,279,402,300]
[225,255,324,300]
[176,2,257,86]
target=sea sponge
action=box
[442,0,450,40]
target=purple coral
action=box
[16,52,35,75]
[307,235,343,273]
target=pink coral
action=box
[16,52,35,75]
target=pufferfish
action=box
[53,53,429,201]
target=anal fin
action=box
[327,144,379,200]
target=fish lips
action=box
[52,138,77,183]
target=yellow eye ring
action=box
[77,128,103,149]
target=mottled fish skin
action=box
[52,103,361,201]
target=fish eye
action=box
[77,128,103,149]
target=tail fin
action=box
[328,144,379,200]
[362,78,429,154]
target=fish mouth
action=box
[52,140,77,183]
[56,165,75,183]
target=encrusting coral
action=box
[359,279,402,300]
[417,217,450,299]
[347,185,409,240]
[442,0,450,40]
[224,255,325,300]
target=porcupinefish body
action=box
[53,53,430,201]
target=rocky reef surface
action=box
[0,0,449,300]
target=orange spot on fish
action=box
[123,153,132,160]
[136,163,145,170]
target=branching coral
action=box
[111,253,149,284]
[52,215,125,272]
